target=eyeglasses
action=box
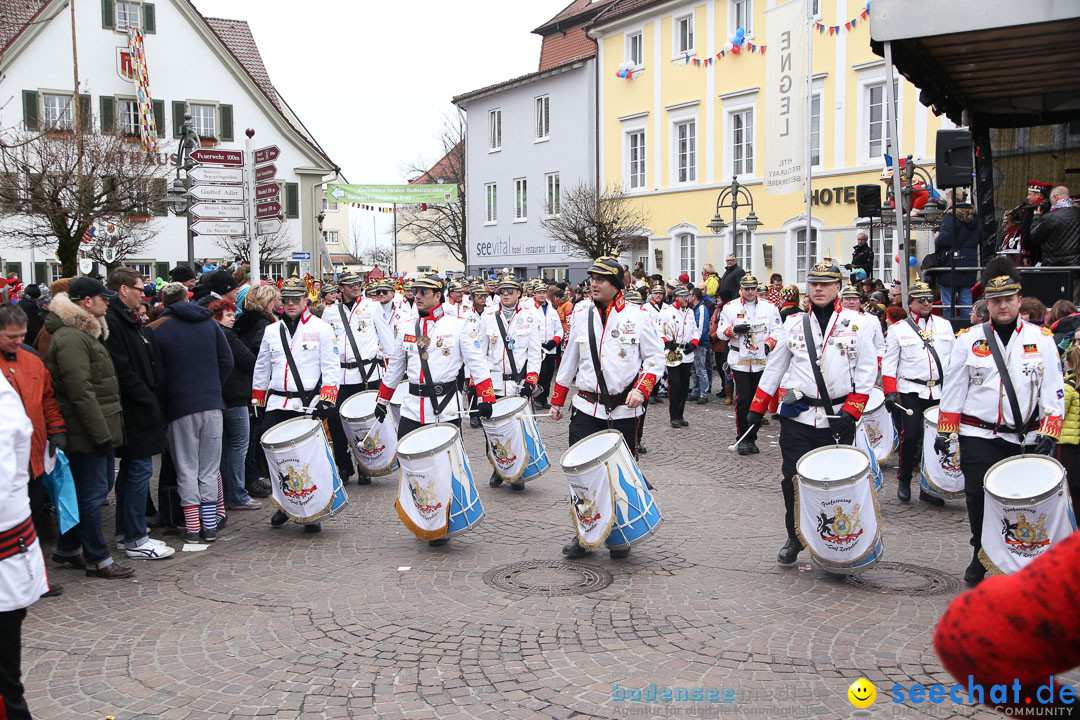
[498,289,517,295]
[414,289,433,297]
[912,298,932,303]
[282,297,305,305]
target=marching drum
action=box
[795,446,883,574]
[560,430,662,551]
[860,388,897,463]
[919,406,965,501]
[338,390,399,477]
[980,455,1076,575]
[481,396,550,485]
[854,423,884,492]
[389,384,405,428]
[395,423,483,540]
[261,417,347,523]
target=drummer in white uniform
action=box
[881,281,955,505]
[531,280,563,411]
[643,284,671,406]
[251,277,342,533]
[464,282,490,429]
[444,280,468,319]
[550,256,665,559]
[938,257,1064,585]
[839,285,885,362]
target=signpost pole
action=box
[245,129,259,284]
[392,203,398,276]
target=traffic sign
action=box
[257,218,283,235]
[189,183,245,201]
[190,148,243,165]
[255,164,277,182]
[291,252,311,260]
[255,182,280,201]
[189,166,244,184]
[190,220,247,236]
[190,202,246,220]
[254,145,280,165]
[256,200,281,218]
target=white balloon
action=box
[728,32,735,41]
[724,41,734,52]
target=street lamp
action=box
[707,177,763,248]
[166,113,200,272]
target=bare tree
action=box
[397,116,466,266]
[361,244,393,268]
[0,119,169,276]
[212,221,293,267]
[540,181,651,260]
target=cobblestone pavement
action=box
[23,390,1075,720]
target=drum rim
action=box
[397,422,462,459]
[260,416,323,450]
[984,454,1066,505]
[795,445,872,488]
[865,387,885,414]
[484,395,529,424]
[339,389,380,422]
[922,405,940,424]
[560,429,624,473]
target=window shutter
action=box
[150,178,167,216]
[286,261,299,278]
[154,262,170,281]
[100,96,115,133]
[152,99,165,135]
[219,104,233,142]
[79,94,91,131]
[22,90,38,130]
[285,182,299,218]
[141,3,156,33]
[34,262,47,284]
[172,101,186,138]
[101,0,114,29]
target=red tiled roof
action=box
[588,0,667,26]
[534,0,617,35]
[0,0,47,54]
[410,141,463,185]
[539,26,596,71]
[452,54,593,106]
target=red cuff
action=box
[475,378,496,403]
[1041,415,1063,441]
[635,373,657,400]
[251,389,267,406]
[765,337,776,350]
[526,372,539,384]
[691,339,699,347]
[938,411,960,434]
[749,386,773,415]
[841,392,870,421]
[724,327,734,339]
[377,382,395,402]
[550,382,569,407]
[320,385,338,404]
[552,336,562,345]
[882,376,898,395]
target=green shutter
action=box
[150,178,167,216]
[78,94,91,131]
[285,182,299,218]
[154,262,170,281]
[152,99,165,136]
[101,0,114,29]
[22,90,38,130]
[5,262,22,280]
[219,104,233,142]
[286,261,299,278]
[172,100,186,138]
[100,96,115,133]
[141,3,156,33]
[34,262,47,285]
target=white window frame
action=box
[323,230,340,246]
[671,116,697,185]
[49,263,64,284]
[545,172,560,217]
[322,190,338,212]
[730,0,754,37]
[488,108,502,152]
[41,93,74,130]
[128,261,153,279]
[626,30,644,69]
[535,95,550,142]
[784,217,824,283]
[810,90,823,170]
[116,97,139,136]
[484,182,497,225]
[116,0,141,32]
[720,91,758,181]
[730,108,754,178]
[674,14,695,57]
[539,267,569,282]
[731,229,752,272]
[188,102,217,140]
[623,120,647,191]
[513,178,528,222]
[264,262,284,281]
[875,225,895,283]
[855,62,902,167]
[677,232,697,276]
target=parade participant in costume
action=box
[251,277,341,533]
[746,261,878,565]
[323,271,392,485]
[840,285,885,361]
[531,280,562,410]
[550,256,664,559]
[720,274,782,453]
[624,288,652,455]
[1021,181,1052,264]
[881,158,931,214]
[444,281,467,319]
[881,281,955,504]
[373,279,410,349]
[484,277,499,307]
[937,257,1064,585]
[644,284,672,405]
[463,282,490,429]
[664,287,702,428]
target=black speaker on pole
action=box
[856,184,881,218]
[936,129,974,189]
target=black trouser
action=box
[568,407,640,456]
[733,369,763,442]
[714,349,733,389]
[328,380,379,478]
[960,435,1028,558]
[245,408,269,489]
[536,353,557,403]
[398,415,461,441]
[28,474,54,543]
[897,392,936,482]
[667,363,691,420]
[779,418,856,542]
[0,607,31,720]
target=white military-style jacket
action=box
[252,310,342,411]
[750,303,878,428]
[882,312,955,401]
[444,299,468,320]
[479,303,543,396]
[323,298,392,387]
[377,298,413,352]
[720,297,782,370]
[378,303,495,424]
[643,300,668,341]
[938,320,1064,444]
[532,299,563,356]
[552,292,665,420]
[666,301,702,364]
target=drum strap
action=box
[587,309,617,417]
[279,323,319,408]
[495,311,525,383]
[904,317,944,384]
[802,314,835,416]
[982,322,1037,443]
[414,318,457,415]
[339,303,376,385]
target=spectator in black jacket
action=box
[851,232,874,280]
[232,284,281,500]
[193,270,239,308]
[210,299,260,511]
[934,201,982,318]
[16,284,43,349]
[1030,186,1080,302]
[719,254,746,298]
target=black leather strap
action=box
[338,303,377,385]
[904,317,944,385]
[279,323,318,407]
[587,307,617,413]
[802,313,834,416]
[494,310,524,383]
[982,322,1036,442]
[413,318,456,415]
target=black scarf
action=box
[993,318,1018,349]
[811,301,835,335]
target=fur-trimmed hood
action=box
[43,292,109,340]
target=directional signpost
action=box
[256,200,281,219]
[191,220,246,236]
[189,166,244,184]
[190,148,243,166]
[255,164,276,182]
[257,218,282,235]
[189,184,245,202]
[254,145,280,165]
[255,182,279,201]
[190,202,246,219]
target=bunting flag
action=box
[814,2,870,35]
[126,26,157,154]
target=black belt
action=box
[271,390,307,400]
[901,377,940,388]
[0,517,36,561]
[960,414,1040,433]
[577,388,631,408]
[341,358,379,370]
[409,382,456,397]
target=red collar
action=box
[613,292,625,313]
[300,308,312,324]
[426,303,444,322]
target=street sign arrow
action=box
[189,184,245,201]
[254,145,280,165]
[255,200,281,218]
[256,218,283,235]
[255,164,277,182]
[255,182,280,201]
[330,187,345,199]
[190,202,246,220]
[190,148,243,165]
[190,220,247,236]
[188,166,244,184]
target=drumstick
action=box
[728,424,758,451]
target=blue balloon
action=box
[735,27,745,43]
[908,256,918,267]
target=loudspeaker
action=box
[856,185,881,218]
[936,129,974,188]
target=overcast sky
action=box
[190,0,572,184]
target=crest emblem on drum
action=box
[408,476,443,519]
[937,444,961,473]
[571,484,601,530]
[865,422,884,447]
[816,503,863,544]
[358,430,385,457]
[1002,512,1050,552]
[491,438,518,468]
[278,463,317,503]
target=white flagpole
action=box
[805,0,814,256]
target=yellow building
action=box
[591,0,958,285]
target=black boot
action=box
[777,537,803,565]
[355,472,372,486]
[304,522,321,534]
[919,490,945,506]
[637,444,648,455]
[470,416,482,429]
[562,537,589,558]
[737,441,752,456]
[609,547,631,559]
[964,556,986,585]
[429,537,449,547]
[510,482,525,491]
[488,471,503,488]
[270,510,288,528]
[746,440,760,454]
[896,478,911,503]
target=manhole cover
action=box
[845,562,961,596]
[484,560,614,596]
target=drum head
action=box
[866,388,885,413]
[262,417,319,446]
[491,395,527,420]
[796,446,869,484]
[923,405,940,425]
[562,431,620,470]
[398,423,458,456]
[985,456,1062,499]
[340,390,377,420]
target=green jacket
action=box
[44,293,124,454]
[1062,373,1079,446]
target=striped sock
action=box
[183,505,200,535]
[199,503,217,532]
[216,472,226,515]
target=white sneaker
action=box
[125,541,175,560]
[118,537,166,551]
